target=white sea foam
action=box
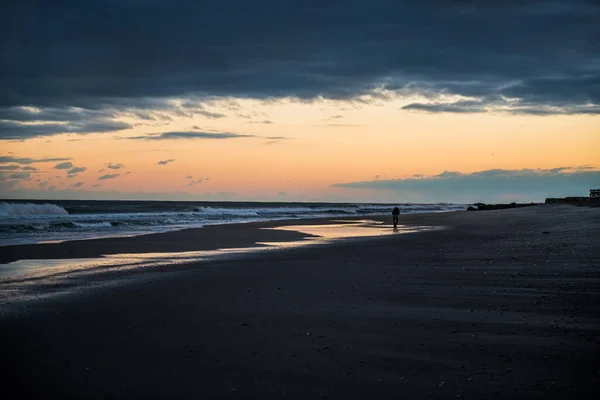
[195,206,261,216]
[72,221,113,228]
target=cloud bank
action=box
[333,167,600,203]
[0,0,597,131]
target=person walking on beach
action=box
[392,206,400,228]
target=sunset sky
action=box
[1,1,599,203]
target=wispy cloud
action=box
[322,115,344,121]
[54,161,74,170]
[67,166,87,178]
[67,166,86,175]
[321,124,362,127]
[107,163,125,170]
[246,120,273,124]
[129,131,255,140]
[401,99,600,115]
[195,110,226,119]
[98,173,120,180]
[157,159,176,166]
[0,156,70,165]
[9,172,31,179]
[402,100,488,114]
[186,176,209,186]
[265,136,289,145]
[0,118,132,140]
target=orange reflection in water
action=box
[0,220,436,306]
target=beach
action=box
[1,205,599,399]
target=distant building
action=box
[591,189,600,198]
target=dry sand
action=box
[1,205,599,399]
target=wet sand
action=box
[1,205,599,399]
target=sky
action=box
[1,0,599,203]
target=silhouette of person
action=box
[392,206,400,228]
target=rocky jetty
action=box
[467,202,538,211]
[545,197,600,207]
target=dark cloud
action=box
[333,167,600,203]
[54,161,74,170]
[402,100,488,114]
[67,166,87,175]
[130,131,255,140]
[107,163,125,169]
[0,119,132,140]
[195,110,226,119]
[9,171,31,179]
[157,159,176,166]
[505,105,600,116]
[0,156,70,165]
[402,99,600,115]
[98,173,120,180]
[0,106,115,122]
[501,75,600,106]
[1,1,597,115]
[71,181,84,188]
[0,98,226,140]
[0,165,39,174]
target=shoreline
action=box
[1,204,599,398]
[0,212,445,265]
[0,200,467,248]
[0,217,436,306]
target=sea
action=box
[0,200,466,246]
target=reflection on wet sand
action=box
[0,220,435,306]
[267,220,434,240]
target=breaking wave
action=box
[0,202,69,218]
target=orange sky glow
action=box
[1,95,598,202]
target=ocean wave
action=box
[0,201,467,246]
[0,202,69,218]
[194,206,261,216]
[72,221,113,228]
